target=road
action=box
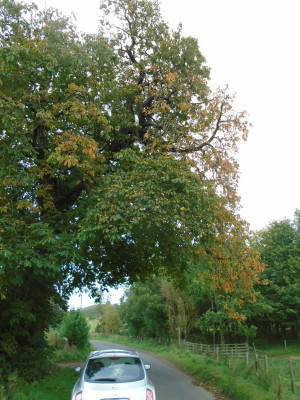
[90,340,217,400]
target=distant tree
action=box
[184,211,263,344]
[120,278,169,339]
[253,211,300,338]
[96,303,122,335]
[160,280,197,340]
[176,258,261,345]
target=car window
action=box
[85,356,145,383]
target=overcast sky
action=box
[21,0,300,306]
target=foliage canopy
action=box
[0,0,262,379]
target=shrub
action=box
[59,310,89,349]
[45,329,61,349]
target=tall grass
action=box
[0,341,91,400]
[9,366,78,400]
[49,345,92,363]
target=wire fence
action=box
[183,340,300,397]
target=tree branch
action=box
[168,102,225,154]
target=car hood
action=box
[81,379,149,400]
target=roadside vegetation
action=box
[92,335,300,400]
[3,331,299,400]
[0,310,91,400]
[1,368,78,400]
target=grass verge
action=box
[8,366,78,400]
[49,344,92,363]
[93,335,300,400]
[3,337,299,400]
[1,346,92,400]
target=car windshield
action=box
[85,356,145,383]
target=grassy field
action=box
[262,343,300,358]
[3,336,300,400]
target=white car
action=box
[70,349,156,400]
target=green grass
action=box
[49,344,92,363]
[262,343,300,358]
[9,366,78,400]
[94,335,300,400]
[3,336,300,400]
[0,346,91,400]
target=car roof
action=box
[89,349,139,359]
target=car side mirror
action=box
[74,367,82,373]
[144,365,150,370]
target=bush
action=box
[59,310,90,349]
[0,330,50,383]
[45,329,61,349]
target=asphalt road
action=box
[90,340,217,400]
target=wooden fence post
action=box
[264,355,268,373]
[246,351,249,366]
[289,359,296,394]
[255,353,259,370]
[277,377,282,398]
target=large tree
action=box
[0,0,261,379]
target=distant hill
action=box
[81,304,102,319]
[81,303,120,320]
